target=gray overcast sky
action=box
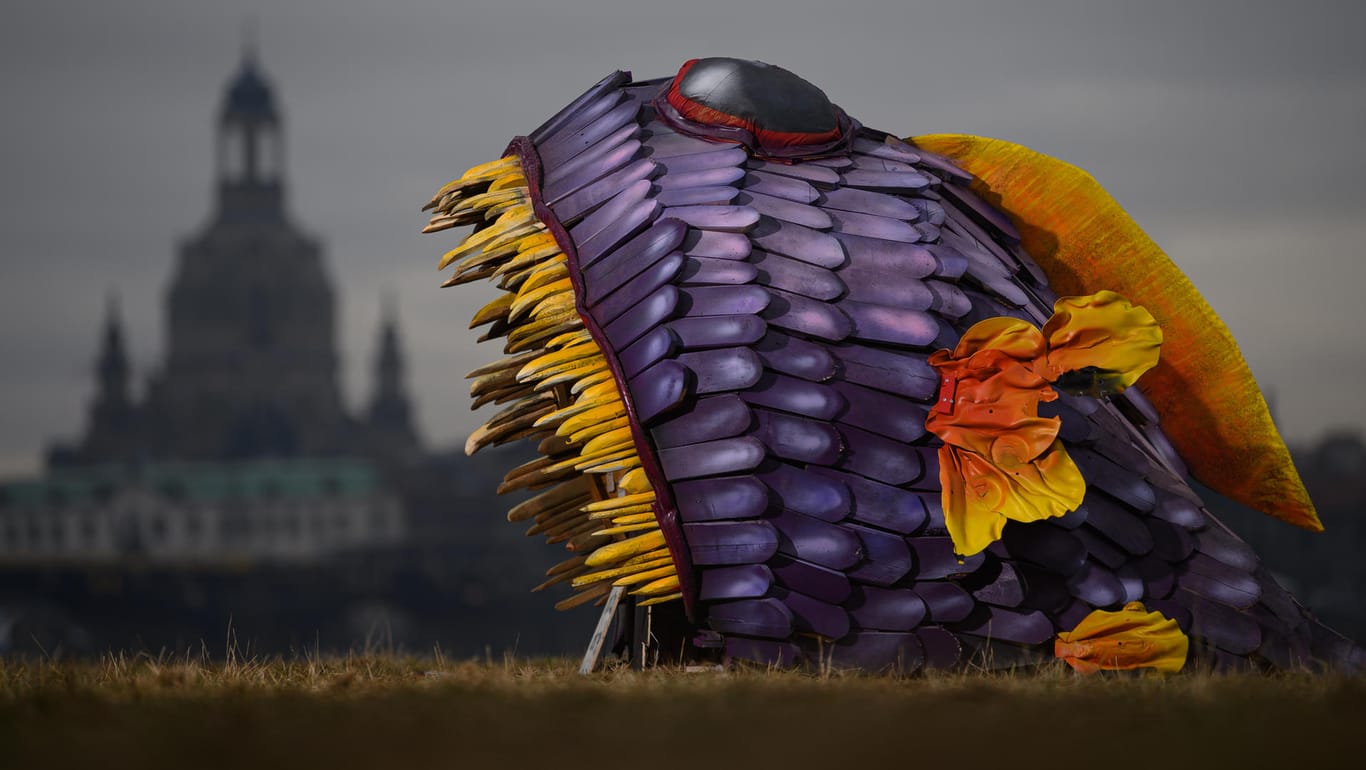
[1,0,1364,476]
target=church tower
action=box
[364,299,421,462]
[74,294,140,462]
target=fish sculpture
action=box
[423,57,1360,673]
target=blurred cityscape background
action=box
[1,1,1363,658]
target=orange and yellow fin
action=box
[1055,601,1189,674]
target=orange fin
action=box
[910,133,1321,533]
[1055,602,1189,674]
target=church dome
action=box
[221,58,278,122]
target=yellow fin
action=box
[1054,601,1189,674]
[910,133,1320,532]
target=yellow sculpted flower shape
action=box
[925,291,1162,557]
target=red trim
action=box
[665,59,844,151]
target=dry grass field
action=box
[2,653,1365,770]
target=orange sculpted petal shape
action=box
[1054,602,1189,674]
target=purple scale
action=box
[655,165,746,191]
[817,186,920,221]
[775,587,850,639]
[846,154,918,173]
[835,425,927,487]
[916,626,963,669]
[906,145,973,184]
[707,597,794,638]
[661,204,761,233]
[654,186,740,208]
[806,155,854,169]
[542,135,644,205]
[758,463,850,522]
[828,342,939,402]
[768,509,864,571]
[938,228,1032,309]
[570,178,652,246]
[1178,553,1261,609]
[740,372,846,421]
[1194,525,1260,573]
[825,207,922,243]
[916,582,975,623]
[677,347,764,394]
[673,475,771,522]
[741,170,820,204]
[735,190,834,230]
[909,536,986,579]
[724,636,801,666]
[829,380,928,444]
[1148,517,1197,563]
[1070,448,1157,512]
[937,181,1022,242]
[651,394,754,450]
[536,87,626,148]
[1083,492,1155,555]
[754,332,838,382]
[833,232,937,279]
[846,523,915,586]
[582,218,687,304]
[698,564,773,601]
[1073,526,1128,570]
[1119,386,1162,425]
[745,158,840,185]
[970,561,1026,607]
[618,326,676,379]
[927,280,972,319]
[749,409,843,466]
[762,289,854,341]
[913,223,942,243]
[1091,435,1157,478]
[590,253,684,326]
[681,229,751,260]
[951,606,1054,646]
[530,70,629,144]
[603,285,677,350]
[852,135,921,164]
[849,586,928,631]
[667,314,766,351]
[1114,563,1146,604]
[838,266,933,310]
[1142,424,1189,478]
[748,250,845,302]
[770,555,852,604]
[684,521,780,568]
[748,217,846,268]
[1174,588,1262,655]
[677,285,771,317]
[1153,495,1206,531]
[576,199,663,268]
[809,467,928,535]
[678,257,759,286]
[841,295,942,350]
[1066,559,1128,608]
[1134,555,1176,600]
[642,128,734,158]
[926,243,969,279]
[910,198,947,226]
[1000,522,1087,577]
[841,169,932,192]
[1015,566,1072,614]
[539,98,643,168]
[827,632,925,673]
[659,436,767,481]
[655,146,748,174]
[626,359,689,425]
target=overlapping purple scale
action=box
[734,190,833,230]
[748,250,846,301]
[910,198,947,226]
[1193,525,1260,573]
[659,436,766,480]
[1178,554,1261,609]
[577,198,663,267]
[627,359,689,425]
[833,232,938,279]
[1134,555,1177,600]
[1074,525,1127,570]
[1070,448,1157,512]
[1016,566,1073,614]
[999,521,1087,577]
[741,372,845,421]
[826,632,925,673]
[655,186,741,207]
[677,285,771,317]
[1174,588,1262,655]
[582,218,687,304]
[673,475,770,522]
[1066,560,1128,608]
[837,267,934,310]
[836,425,927,487]
[655,165,747,191]
[951,606,1054,646]
[806,155,854,169]
[1147,517,1197,562]
[807,467,928,534]
[651,394,753,450]
[848,586,927,631]
[827,342,938,402]
[905,144,973,184]
[762,289,854,341]
[678,258,759,286]
[916,627,963,669]
[530,70,630,144]
[681,229,751,260]
[824,207,922,243]
[551,159,658,223]
[667,314,766,351]
[676,347,764,394]
[748,217,846,268]
[753,332,838,382]
[939,227,1031,308]
[840,299,943,349]
[916,582,975,623]
[770,555,853,604]
[570,178,653,246]
[642,128,731,159]
[818,186,921,220]
[618,326,676,379]
[845,523,915,586]
[591,253,685,325]
[1083,492,1155,555]
[539,98,643,168]
[905,536,978,579]
[742,171,821,204]
[542,135,644,205]
[937,181,1022,242]
[758,463,849,522]
[775,587,850,639]
[968,561,1026,607]
[1114,563,1146,604]
[841,169,933,192]
[662,204,761,232]
[749,409,843,465]
[603,285,677,349]
[853,135,922,164]
[746,158,841,185]
[827,378,931,443]
[699,564,773,601]
[685,521,780,566]
[708,597,794,638]
[537,88,627,149]
[655,146,749,174]
[768,509,864,571]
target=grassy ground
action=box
[2,654,1365,770]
